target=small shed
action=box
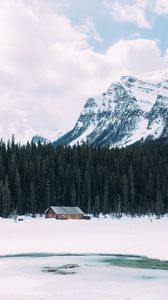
[44,206,84,220]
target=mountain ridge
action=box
[53,70,168,147]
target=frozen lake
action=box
[0,253,168,300]
[1,217,168,299]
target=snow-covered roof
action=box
[45,206,84,215]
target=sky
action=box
[1,0,168,142]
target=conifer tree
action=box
[103,178,109,215]
[30,182,36,216]
[122,174,128,214]
[93,195,100,217]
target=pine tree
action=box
[2,180,11,218]
[15,170,23,214]
[129,165,135,216]
[155,189,164,217]
[103,178,109,215]
[30,182,36,216]
[0,179,11,218]
[122,174,128,214]
[83,171,92,213]
[93,195,100,217]
[71,184,77,206]
[116,194,122,218]
[45,178,51,208]
[0,181,4,216]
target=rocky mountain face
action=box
[53,70,168,148]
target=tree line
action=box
[0,137,168,218]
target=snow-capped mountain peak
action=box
[53,69,168,148]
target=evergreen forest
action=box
[0,137,168,218]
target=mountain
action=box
[32,131,63,145]
[53,70,168,148]
[31,135,50,144]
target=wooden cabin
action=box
[44,206,84,220]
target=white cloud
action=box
[154,0,168,15]
[107,0,151,28]
[105,0,168,24]
[0,0,167,143]
[106,39,167,73]
[77,16,103,43]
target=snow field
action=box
[0,216,168,259]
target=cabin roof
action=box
[45,206,84,215]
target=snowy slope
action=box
[54,69,168,147]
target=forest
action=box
[0,136,167,218]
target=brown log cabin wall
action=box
[56,214,83,219]
[45,209,83,219]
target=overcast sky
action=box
[1,0,168,142]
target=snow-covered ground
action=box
[1,216,168,300]
[1,254,168,300]
[0,216,168,259]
